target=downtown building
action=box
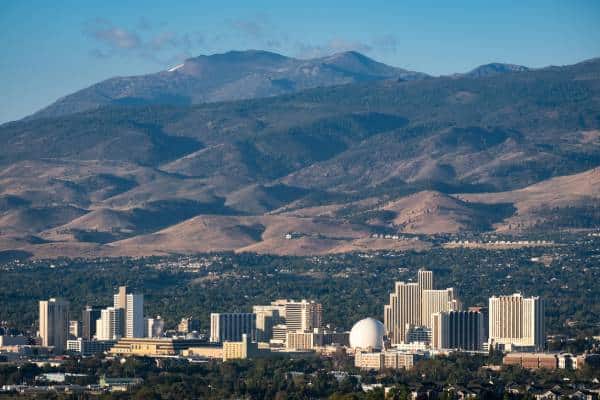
[421,288,460,328]
[39,298,70,354]
[113,286,144,338]
[284,299,323,332]
[252,299,323,344]
[81,306,102,340]
[252,305,283,342]
[96,307,124,340]
[384,270,459,344]
[431,310,486,351]
[488,293,545,351]
[210,313,256,343]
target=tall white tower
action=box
[39,298,70,353]
[489,293,544,351]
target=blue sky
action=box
[1,0,599,123]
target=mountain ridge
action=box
[29,50,428,120]
[0,56,599,258]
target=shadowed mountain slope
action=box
[0,57,599,257]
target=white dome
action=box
[349,318,385,350]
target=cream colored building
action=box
[285,329,348,350]
[284,300,323,332]
[96,307,123,340]
[355,349,424,370]
[109,338,207,357]
[384,282,421,344]
[39,298,69,354]
[222,334,274,361]
[488,293,544,351]
[385,270,460,344]
[112,287,144,338]
[418,269,433,290]
[181,345,223,359]
[421,288,458,328]
[253,299,323,345]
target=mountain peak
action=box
[30,50,427,120]
[465,62,529,77]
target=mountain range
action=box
[30,50,428,120]
[1,51,599,259]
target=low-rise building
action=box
[66,338,116,356]
[355,349,425,370]
[286,329,350,351]
[503,353,558,370]
[181,345,223,359]
[109,338,206,357]
[223,334,274,361]
[99,376,143,392]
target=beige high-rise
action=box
[39,298,70,354]
[284,300,322,332]
[96,307,123,340]
[113,287,144,338]
[385,270,460,344]
[418,269,433,290]
[384,282,421,344]
[421,288,458,328]
[488,293,544,351]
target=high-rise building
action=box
[385,270,459,344]
[384,282,421,344]
[210,313,256,343]
[252,305,282,342]
[431,310,485,351]
[421,288,458,328]
[418,269,433,290]
[113,286,127,333]
[114,286,127,310]
[126,294,144,338]
[178,317,200,334]
[113,287,144,338]
[468,306,489,344]
[284,300,322,332]
[488,294,545,351]
[82,306,102,340]
[39,298,70,354]
[96,307,124,340]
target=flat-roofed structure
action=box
[489,294,544,351]
[355,349,425,370]
[222,334,275,361]
[503,352,558,369]
[181,345,223,359]
[66,338,116,356]
[39,298,70,354]
[109,338,206,357]
[210,313,256,343]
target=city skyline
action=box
[29,273,547,358]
